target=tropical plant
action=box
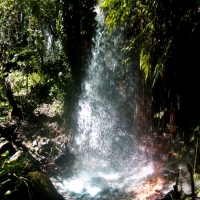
[101,0,200,85]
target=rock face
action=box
[28,171,64,200]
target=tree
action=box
[0,0,71,120]
[0,0,98,124]
[60,0,97,128]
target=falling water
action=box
[56,7,155,199]
[74,7,136,172]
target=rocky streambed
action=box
[0,116,199,200]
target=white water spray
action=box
[56,7,154,199]
[74,6,136,172]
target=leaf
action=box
[0,170,5,175]
[152,40,172,87]
[1,179,10,185]
[1,150,9,157]
[140,46,152,81]
[5,190,11,195]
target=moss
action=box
[0,151,38,200]
[28,171,64,200]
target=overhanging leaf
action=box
[152,39,172,87]
[1,179,10,185]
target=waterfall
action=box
[74,7,136,172]
[55,7,154,199]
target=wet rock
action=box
[98,187,111,196]
[55,149,76,167]
[112,188,120,193]
[95,187,113,200]
[121,192,128,199]
[39,138,53,156]
[81,193,91,199]
[28,171,64,200]
[162,169,179,181]
[41,138,51,146]
[54,154,67,167]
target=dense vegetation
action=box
[0,0,97,126]
[1,0,200,198]
[102,0,200,136]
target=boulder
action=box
[28,171,64,200]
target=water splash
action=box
[54,162,155,199]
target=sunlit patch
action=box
[123,162,154,183]
[78,101,92,121]
[89,131,99,148]
[99,172,120,182]
[56,175,102,197]
[136,178,164,199]
[119,163,164,199]
[126,174,165,199]
[75,134,86,145]
[62,179,84,193]
[85,83,91,93]
[85,186,101,196]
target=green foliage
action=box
[101,0,157,82]
[9,71,45,95]
[152,39,172,86]
[193,173,200,183]
[101,0,133,31]
[188,120,200,144]
[0,0,75,119]
[0,0,97,121]
[194,120,200,134]
[101,0,200,87]
[0,151,33,200]
[0,72,10,121]
[140,48,151,81]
